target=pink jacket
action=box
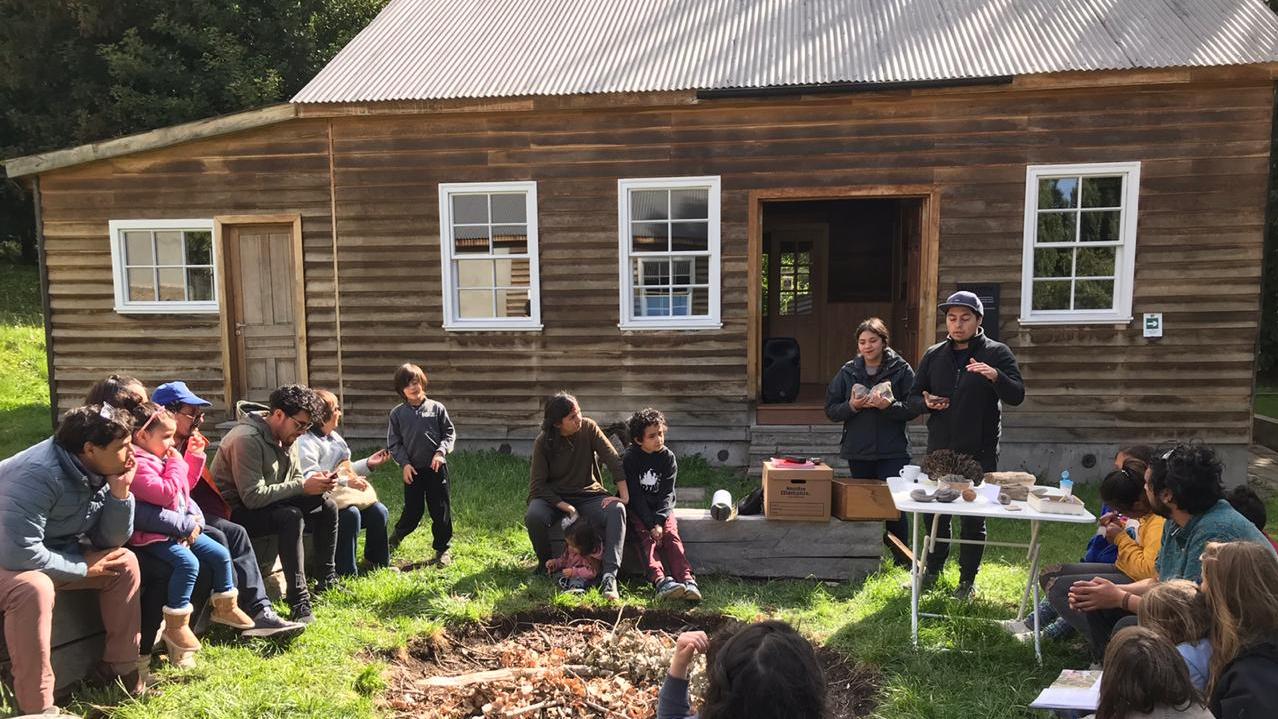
[128,446,206,547]
[547,545,603,582]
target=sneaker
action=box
[655,577,686,599]
[682,579,702,603]
[242,607,306,638]
[997,618,1029,635]
[314,574,340,595]
[434,550,453,567]
[289,599,316,625]
[952,581,976,601]
[599,573,620,601]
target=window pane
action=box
[672,257,693,285]
[1033,247,1073,278]
[630,190,668,222]
[1080,211,1121,243]
[127,268,155,301]
[1032,280,1071,311]
[1082,176,1123,208]
[155,231,184,265]
[125,231,153,265]
[456,259,495,288]
[452,194,488,224]
[1038,177,1078,209]
[185,231,212,265]
[453,225,490,254]
[670,289,692,316]
[186,268,213,301]
[491,225,528,255]
[495,289,530,318]
[494,258,531,288]
[458,289,494,318]
[670,189,709,220]
[157,268,185,301]
[1074,279,1114,310]
[690,287,709,316]
[636,258,670,287]
[780,275,794,291]
[694,257,709,284]
[631,223,667,252]
[490,194,527,224]
[1075,246,1116,277]
[1036,212,1076,244]
[671,221,708,252]
[636,288,671,317]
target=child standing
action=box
[622,408,699,601]
[127,403,255,667]
[546,520,603,594]
[1139,580,1213,692]
[387,363,456,565]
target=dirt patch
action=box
[379,607,878,718]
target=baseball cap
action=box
[151,381,212,408]
[938,290,984,317]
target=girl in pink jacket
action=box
[128,403,253,667]
[545,520,603,594]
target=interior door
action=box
[766,223,828,385]
[224,224,305,405]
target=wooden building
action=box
[6,0,1278,481]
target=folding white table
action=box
[887,477,1097,663]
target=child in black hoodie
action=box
[622,408,699,602]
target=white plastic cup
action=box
[899,465,921,482]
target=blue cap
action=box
[151,381,212,408]
[938,290,984,317]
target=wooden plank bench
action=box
[0,587,106,701]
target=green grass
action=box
[0,262,1273,717]
[1255,383,1278,419]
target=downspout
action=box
[31,176,58,428]
[327,120,346,408]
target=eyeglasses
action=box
[177,409,205,424]
[287,414,312,432]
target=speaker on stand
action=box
[761,337,801,403]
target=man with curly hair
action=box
[211,384,337,624]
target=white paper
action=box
[1030,670,1101,711]
[976,482,1002,503]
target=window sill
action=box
[618,319,723,331]
[1017,315,1132,327]
[114,304,220,315]
[442,323,544,332]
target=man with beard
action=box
[1068,444,1276,657]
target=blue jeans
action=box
[137,533,234,609]
[337,503,391,576]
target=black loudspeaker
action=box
[762,337,801,403]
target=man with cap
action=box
[906,290,1025,599]
[150,381,304,637]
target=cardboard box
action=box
[763,460,833,522]
[832,479,901,521]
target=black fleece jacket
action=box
[824,348,919,461]
[905,330,1024,465]
[1210,640,1278,719]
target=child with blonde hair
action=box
[1138,579,1212,691]
[1200,541,1278,719]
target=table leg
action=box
[911,510,921,648]
[1018,519,1043,621]
[920,512,942,579]
[1032,555,1043,664]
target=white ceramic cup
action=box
[899,464,921,481]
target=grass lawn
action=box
[1255,383,1278,419]
[0,260,1272,718]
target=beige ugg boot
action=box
[209,589,255,630]
[161,605,201,668]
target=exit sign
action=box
[1143,313,1163,339]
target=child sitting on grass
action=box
[1089,626,1212,719]
[545,519,602,594]
[127,402,254,667]
[659,620,826,719]
[1139,580,1213,691]
[622,408,699,601]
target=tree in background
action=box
[0,0,388,263]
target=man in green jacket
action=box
[211,385,336,625]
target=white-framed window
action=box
[108,219,218,314]
[617,176,722,330]
[1019,162,1140,325]
[438,181,542,331]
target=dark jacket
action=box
[1209,640,1278,719]
[824,348,919,461]
[905,329,1025,465]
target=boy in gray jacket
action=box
[387,363,456,565]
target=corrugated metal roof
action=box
[293,0,1278,103]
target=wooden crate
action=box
[833,479,901,521]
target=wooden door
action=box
[223,223,306,405]
[766,223,828,385]
[896,202,924,369]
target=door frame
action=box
[213,214,308,411]
[747,186,939,402]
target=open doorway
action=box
[755,197,928,424]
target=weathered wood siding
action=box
[34,67,1273,455]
